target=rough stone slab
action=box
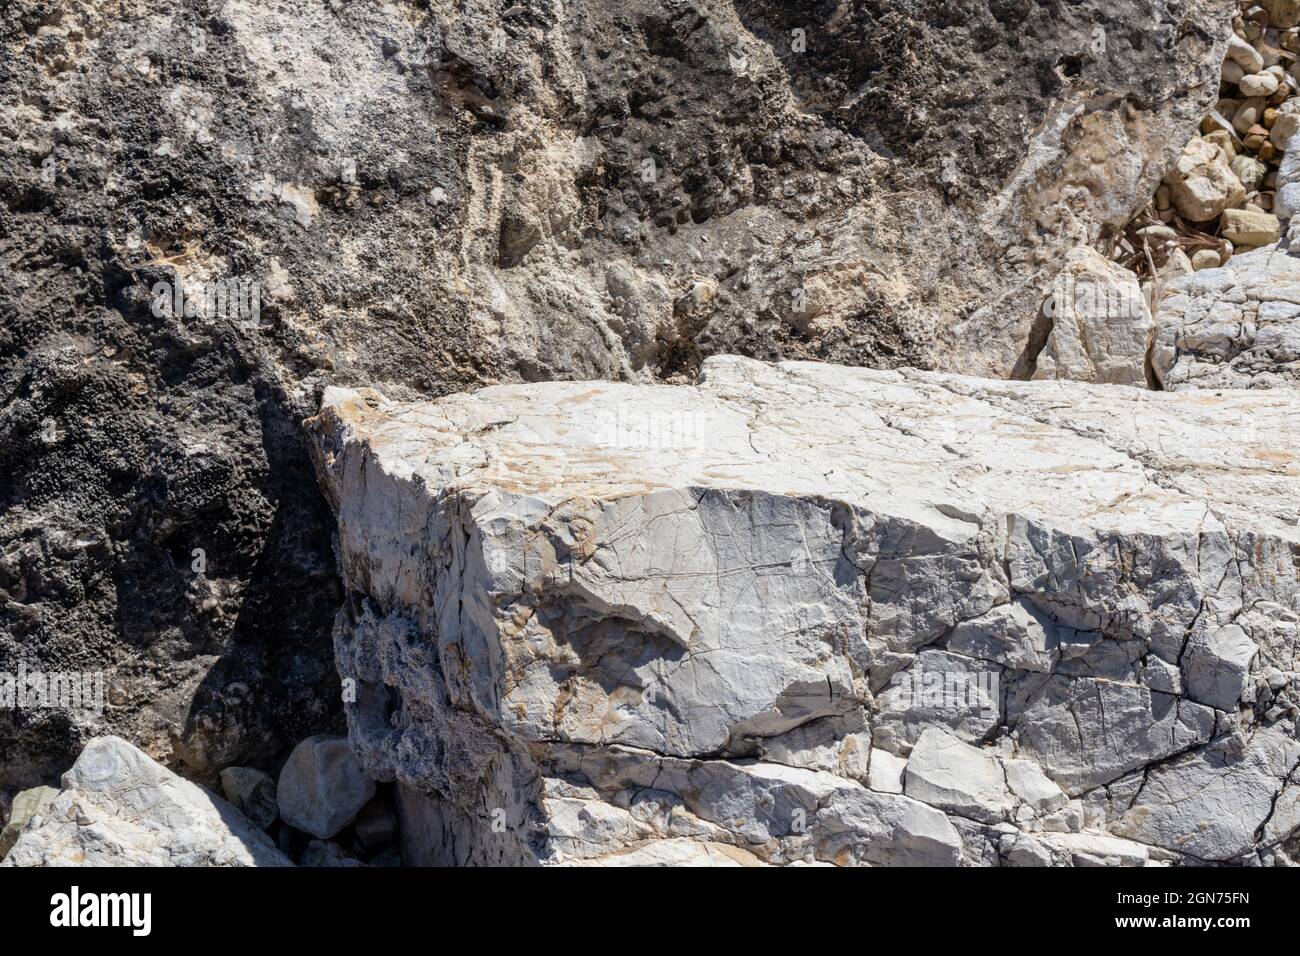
[903,729,1011,824]
[575,839,767,867]
[1109,729,1300,862]
[873,650,1002,754]
[867,749,907,795]
[1153,247,1300,389]
[1038,831,1152,867]
[309,355,1300,865]
[1006,677,1217,794]
[812,787,964,866]
[1,737,290,867]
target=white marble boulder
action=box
[1,736,290,867]
[308,356,1300,866]
[276,735,376,839]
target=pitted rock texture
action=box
[0,735,291,866]
[308,355,1300,866]
[1153,246,1300,389]
[0,0,1232,785]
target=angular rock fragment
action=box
[948,599,1077,674]
[1139,656,1184,695]
[903,729,1011,824]
[1003,759,1069,818]
[1000,832,1054,867]
[867,749,907,795]
[1182,625,1259,712]
[309,356,1300,865]
[1032,247,1153,386]
[1163,136,1247,222]
[873,650,1001,754]
[1,737,290,867]
[749,711,872,783]
[1232,153,1267,191]
[0,786,57,860]
[812,788,963,867]
[1221,207,1282,245]
[1037,831,1153,867]
[220,766,279,831]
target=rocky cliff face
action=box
[0,0,1234,790]
[307,356,1300,865]
[12,0,1300,870]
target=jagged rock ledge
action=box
[306,356,1300,866]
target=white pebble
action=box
[1227,34,1265,74]
[1239,72,1280,97]
[1191,249,1222,271]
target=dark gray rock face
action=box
[0,0,1230,787]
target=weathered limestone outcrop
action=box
[308,355,1300,866]
[1,736,290,866]
[1153,247,1300,389]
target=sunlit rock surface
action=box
[308,355,1300,866]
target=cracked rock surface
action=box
[307,355,1300,865]
[1030,245,1155,387]
[1153,246,1300,389]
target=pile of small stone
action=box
[1122,1,1300,287]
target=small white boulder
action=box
[277,735,376,839]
